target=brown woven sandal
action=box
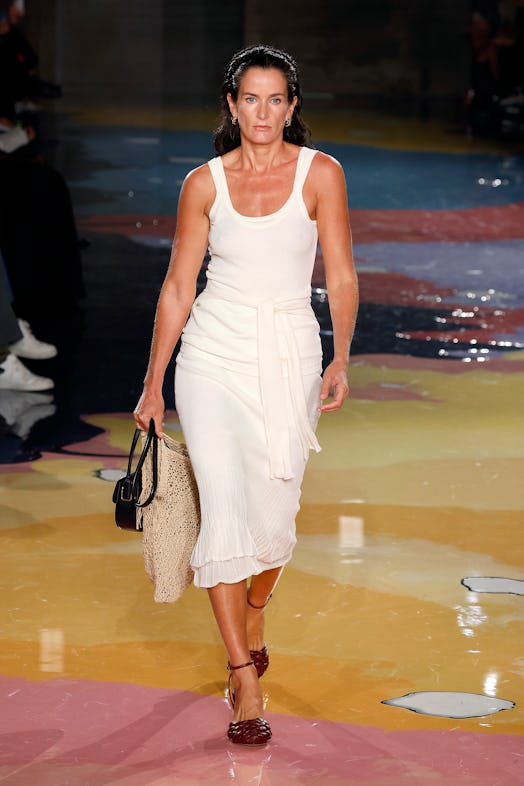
[227,660,272,745]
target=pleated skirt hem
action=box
[192,552,293,589]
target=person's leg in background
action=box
[0,157,84,319]
[0,254,54,391]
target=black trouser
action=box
[0,253,22,362]
[0,156,85,317]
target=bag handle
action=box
[126,428,143,478]
[135,421,158,507]
[124,419,158,508]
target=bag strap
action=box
[120,419,158,506]
[136,426,158,507]
[131,419,158,508]
[132,419,155,479]
[126,428,142,478]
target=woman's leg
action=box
[207,580,263,723]
[207,566,285,720]
[246,566,283,650]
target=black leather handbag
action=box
[113,419,158,531]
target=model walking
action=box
[134,44,358,745]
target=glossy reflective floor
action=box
[1,100,524,785]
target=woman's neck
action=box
[233,140,293,173]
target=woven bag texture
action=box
[140,432,200,603]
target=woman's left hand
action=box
[318,359,349,412]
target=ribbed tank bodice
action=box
[178,146,322,479]
[181,146,320,365]
[205,145,319,299]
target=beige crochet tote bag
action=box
[140,432,200,603]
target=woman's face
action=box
[227,67,297,146]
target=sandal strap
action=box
[247,592,273,610]
[228,659,255,672]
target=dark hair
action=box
[214,45,313,156]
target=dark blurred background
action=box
[22,0,524,132]
[1,0,523,461]
[26,1,471,106]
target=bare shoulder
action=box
[183,161,214,194]
[310,150,346,188]
[180,161,215,213]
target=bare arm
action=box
[314,154,359,412]
[133,165,213,435]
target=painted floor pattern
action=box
[1,101,524,785]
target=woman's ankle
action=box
[231,667,263,721]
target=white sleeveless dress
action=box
[175,145,323,588]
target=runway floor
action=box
[1,101,524,785]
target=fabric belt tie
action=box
[203,281,321,480]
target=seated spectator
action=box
[7,0,39,111]
[0,3,19,120]
[0,108,85,316]
[0,0,61,117]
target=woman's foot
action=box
[227,661,271,745]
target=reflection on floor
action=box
[1,102,523,785]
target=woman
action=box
[134,45,358,745]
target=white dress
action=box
[175,146,323,588]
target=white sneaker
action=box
[10,319,58,360]
[0,354,54,391]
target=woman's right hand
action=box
[133,389,165,438]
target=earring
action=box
[231,116,238,125]
[284,119,291,127]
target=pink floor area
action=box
[0,676,521,786]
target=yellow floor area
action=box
[2,355,523,745]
